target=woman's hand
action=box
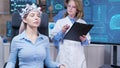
[59,64,65,68]
[62,24,70,33]
[79,35,87,42]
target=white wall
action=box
[84,45,105,68]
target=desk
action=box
[0,36,10,67]
[84,44,105,68]
[100,64,120,68]
[0,42,10,68]
[3,42,10,64]
[0,41,4,67]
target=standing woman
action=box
[52,0,91,68]
[5,4,65,68]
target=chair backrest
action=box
[38,12,48,36]
[11,11,48,38]
[11,11,22,38]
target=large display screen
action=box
[83,0,120,45]
[10,0,37,14]
[46,0,64,13]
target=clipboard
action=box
[64,22,94,41]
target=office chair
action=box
[4,11,48,68]
[11,11,22,38]
[38,12,48,36]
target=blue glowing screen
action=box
[10,0,37,14]
[83,0,120,44]
[46,0,64,13]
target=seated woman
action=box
[5,3,65,68]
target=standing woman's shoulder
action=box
[56,16,70,25]
[77,18,87,24]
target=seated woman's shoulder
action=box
[12,34,23,41]
[40,34,49,40]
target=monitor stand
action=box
[100,45,120,68]
[111,45,120,68]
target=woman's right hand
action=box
[59,64,65,68]
[62,24,70,33]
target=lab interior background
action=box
[0,0,120,68]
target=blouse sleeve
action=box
[77,19,91,46]
[44,38,60,68]
[51,20,65,48]
[52,31,65,48]
[5,38,18,68]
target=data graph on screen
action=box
[83,0,120,44]
[10,0,37,14]
[46,0,64,14]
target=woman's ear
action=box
[23,18,27,24]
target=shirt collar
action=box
[19,30,44,40]
[68,15,77,24]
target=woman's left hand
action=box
[79,35,86,42]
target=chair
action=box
[11,11,22,38]
[38,12,48,36]
[4,11,48,68]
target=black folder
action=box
[64,22,94,41]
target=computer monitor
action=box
[10,0,37,14]
[46,0,65,14]
[83,0,120,45]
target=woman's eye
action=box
[37,15,40,17]
[29,13,35,17]
[31,14,34,17]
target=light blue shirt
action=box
[6,31,60,68]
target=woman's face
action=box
[23,11,41,28]
[67,0,77,17]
